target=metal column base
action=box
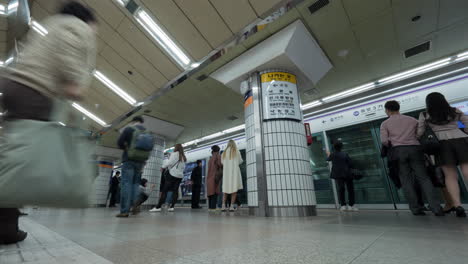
[249,206,317,217]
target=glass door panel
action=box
[309,132,335,204]
[327,123,394,204]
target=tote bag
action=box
[0,100,97,208]
[419,112,441,155]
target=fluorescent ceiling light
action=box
[191,62,201,68]
[30,20,48,36]
[135,9,191,67]
[114,0,128,6]
[8,1,18,14]
[323,82,375,102]
[5,56,14,65]
[222,125,245,134]
[58,122,66,127]
[301,100,322,110]
[72,103,107,127]
[0,4,5,15]
[94,71,137,105]
[378,58,451,84]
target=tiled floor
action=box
[1,207,467,264]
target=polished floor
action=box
[1,207,467,264]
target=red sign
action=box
[304,123,312,145]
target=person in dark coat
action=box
[327,141,357,212]
[191,160,203,209]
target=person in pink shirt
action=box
[380,100,443,216]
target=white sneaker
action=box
[221,205,227,212]
[349,206,359,212]
[149,207,161,212]
[168,207,175,212]
[229,206,235,212]
[340,206,348,212]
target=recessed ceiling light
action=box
[411,15,421,22]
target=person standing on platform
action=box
[221,140,243,212]
[207,146,222,211]
[150,144,187,212]
[191,160,203,209]
[417,92,468,217]
[107,171,120,207]
[116,116,150,218]
[327,141,357,212]
[0,1,97,244]
[380,101,444,216]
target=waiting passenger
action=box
[327,141,357,212]
[221,140,244,212]
[380,101,444,216]
[132,178,155,214]
[150,144,187,212]
[107,171,120,208]
[417,92,468,217]
[191,160,203,209]
[0,1,97,244]
[207,145,222,211]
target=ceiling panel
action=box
[0,17,6,31]
[434,19,468,57]
[209,0,258,33]
[99,44,159,95]
[318,28,365,69]
[353,10,396,57]
[90,79,133,114]
[393,0,438,46]
[365,46,402,79]
[30,1,49,21]
[103,33,170,88]
[83,0,125,30]
[297,0,350,41]
[174,0,233,48]
[141,0,213,60]
[84,87,122,118]
[116,17,181,80]
[96,56,148,100]
[439,0,468,29]
[342,0,391,25]
[248,0,285,17]
[34,0,60,14]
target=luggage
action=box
[127,126,155,162]
[0,100,97,208]
[419,112,441,155]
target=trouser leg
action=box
[396,148,421,214]
[335,179,347,206]
[346,179,355,206]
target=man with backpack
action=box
[116,116,154,218]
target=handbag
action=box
[424,155,445,187]
[0,100,97,208]
[350,168,364,180]
[419,112,441,155]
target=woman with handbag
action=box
[206,145,222,211]
[0,2,97,244]
[221,140,243,212]
[327,141,358,212]
[417,92,468,217]
[149,144,186,212]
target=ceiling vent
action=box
[308,0,330,14]
[304,88,319,96]
[404,41,431,59]
[197,74,208,81]
[227,115,239,121]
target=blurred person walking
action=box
[221,140,243,212]
[418,92,468,217]
[0,1,97,244]
[206,145,222,211]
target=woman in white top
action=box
[221,140,243,211]
[150,144,186,212]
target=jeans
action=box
[335,178,355,206]
[157,175,182,208]
[120,161,145,214]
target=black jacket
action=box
[327,151,352,179]
[191,166,202,186]
[117,124,145,161]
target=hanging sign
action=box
[261,71,302,121]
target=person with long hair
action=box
[206,145,222,211]
[150,144,187,212]
[221,140,243,212]
[418,92,468,217]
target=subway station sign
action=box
[261,71,302,121]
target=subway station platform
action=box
[1,208,467,264]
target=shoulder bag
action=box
[419,112,441,155]
[0,100,97,208]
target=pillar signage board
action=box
[261,71,302,121]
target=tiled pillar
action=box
[93,159,114,206]
[243,70,317,217]
[141,136,165,206]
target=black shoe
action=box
[115,213,129,218]
[192,206,203,209]
[19,212,28,217]
[434,211,445,217]
[0,230,28,245]
[16,230,27,243]
[455,206,467,218]
[443,207,456,214]
[413,211,426,216]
